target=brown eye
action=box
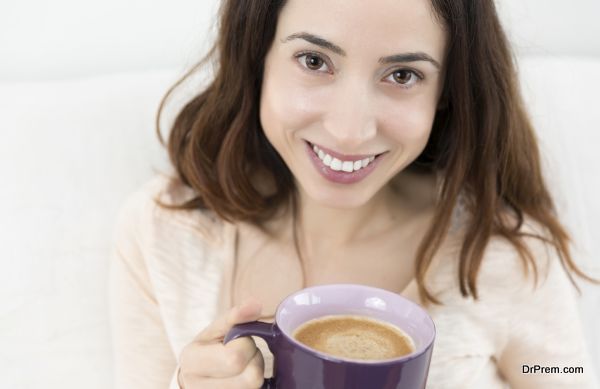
[392,70,414,84]
[305,54,324,70]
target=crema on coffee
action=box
[292,314,415,361]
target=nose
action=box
[322,78,377,150]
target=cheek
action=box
[260,67,326,136]
[381,98,437,146]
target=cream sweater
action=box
[109,174,596,389]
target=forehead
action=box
[276,0,447,62]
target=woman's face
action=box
[260,0,447,208]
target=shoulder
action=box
[427,217,571,303]
[422,218,586,385]
[478,219,569,300]
[111,175,236,353]
[114,174,229,249]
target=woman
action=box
[109,0,598,388]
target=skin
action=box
[177,0,447,387]
[259,0,446,255]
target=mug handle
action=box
[224,321,278,389]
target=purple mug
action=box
[224,284,435,389]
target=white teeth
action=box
[310,143,378,173]
[342,161,354,172]
[330,158,342,171]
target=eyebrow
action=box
[282,32,441,70]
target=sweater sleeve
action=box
[108,185,178,389]
[494,238,595,388]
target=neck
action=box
[292,171,437,256]
[295,183,398,253]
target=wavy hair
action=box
[155,0,597,303]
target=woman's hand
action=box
[177,300,265,389]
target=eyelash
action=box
[293,51,425,89]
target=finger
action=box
[181,336,258,378]
[184,349,265,389]
[195,299,263,343]
[240,348,266,388]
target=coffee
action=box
[292,315,415,361]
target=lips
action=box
[310,143,375,173]
[307,141,383,162]
[304,140,386,185]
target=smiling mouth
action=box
[306,141,386,173]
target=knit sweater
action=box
[109,174,595,388]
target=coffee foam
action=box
[292,314,415,361]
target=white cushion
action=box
[0,70,176,388]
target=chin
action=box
[306,185,374,209]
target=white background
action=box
[1,0,600,83]
[1,1,599,388]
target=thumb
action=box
[231,298,263,325]
[195,298,262,343]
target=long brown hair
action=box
[155,0,597,303]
